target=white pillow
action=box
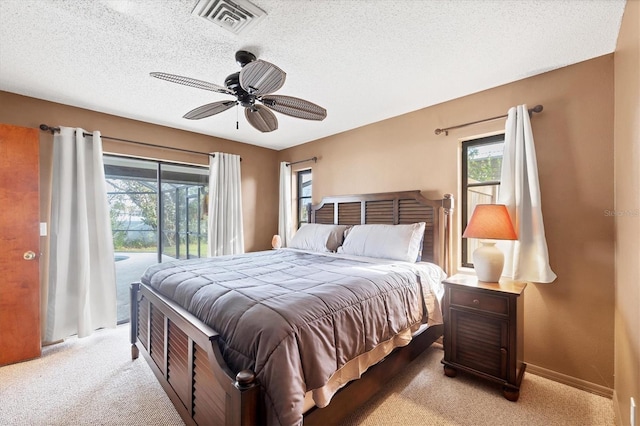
[337,222,426,262]
[288,224,351,252]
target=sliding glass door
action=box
[104,156,208,323]
[160,163,209,260]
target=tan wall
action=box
[280,55,616,390]
[613,0,640,424]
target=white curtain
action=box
[208,152,244,256]
[278,162,292,247]
[46,127,116,341]
[498,105,557,283]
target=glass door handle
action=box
[23,251,37,260]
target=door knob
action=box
[23,251,37,260]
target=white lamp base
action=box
[473,241,504,282]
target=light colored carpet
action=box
[0,325,184,426]
[341,346,614,426]
[0,325,614,426]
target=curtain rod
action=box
[286,156,317,167]
[39,124,218,158]
[434,105,543,136]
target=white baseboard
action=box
[526,363,613,399]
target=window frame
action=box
[296,169,312,229]
[104,154,209,262]
[461,134,505,268]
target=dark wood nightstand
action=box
[441,274,527,401]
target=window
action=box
[461,134,505,267]
[297,169,312,228]
[104,155,208,323]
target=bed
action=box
[130,190,453,425]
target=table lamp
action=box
[462,204,517,282]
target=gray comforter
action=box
[142,249,444,426]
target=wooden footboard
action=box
[130,283,262,425]
[131,282,443,426]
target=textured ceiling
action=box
[0,0,626,150]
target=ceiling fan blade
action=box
[239,60,286,96]
[245,105,278,132]
[260,95,327,121]
[150,72,232,95]
[183,100,237,120]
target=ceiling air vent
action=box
[192,0,267,35]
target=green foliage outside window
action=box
[467,147,502,183]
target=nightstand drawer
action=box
[450,288,508,315]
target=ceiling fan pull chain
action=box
[236,104,239,130]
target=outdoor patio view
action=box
[104,156,209,323]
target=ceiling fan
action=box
[150,50,327,133]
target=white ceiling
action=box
[0,0,626,150]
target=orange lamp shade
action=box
[462,204,517,240]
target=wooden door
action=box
[0,124,41,365]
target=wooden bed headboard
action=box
[309,190,454,274]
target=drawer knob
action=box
[473,299,480,305]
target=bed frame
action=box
[130,190,453,425]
